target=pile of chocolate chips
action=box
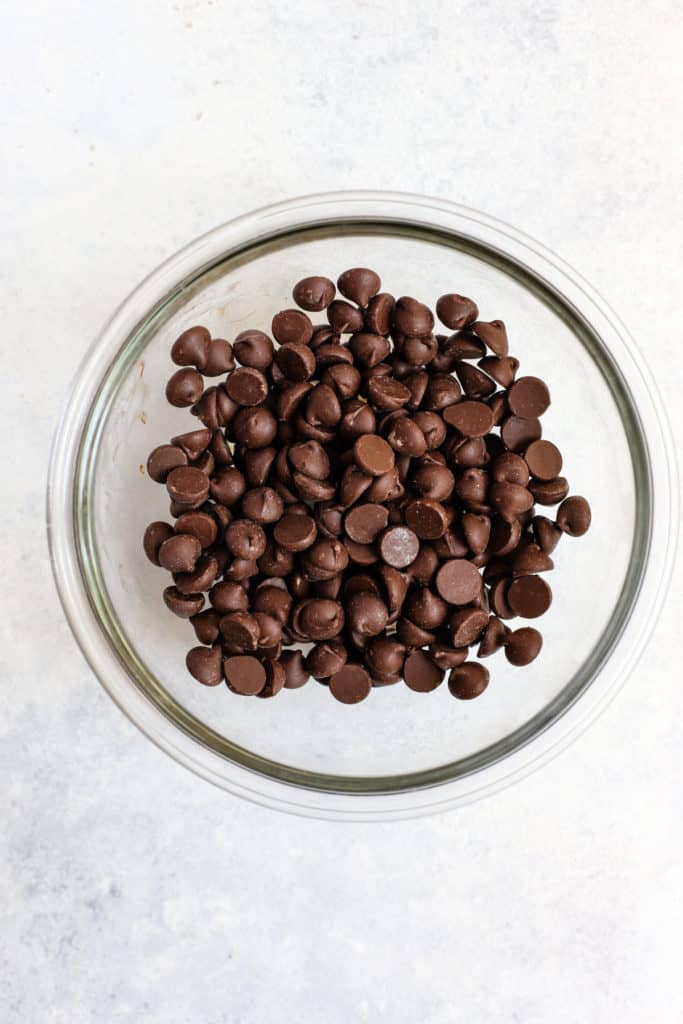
[143,268,591,704]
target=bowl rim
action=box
[46,190,679,820]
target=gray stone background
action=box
[3,1,682,1021]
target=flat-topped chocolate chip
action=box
[379,526,420,568]
[274,512,318,552]
[329,664,372,704]
[525,439,563,481]
[345,503,389,544]
[507,376,550,418]
[443,400,495,437]
[223,655,266,695]
[507,575,552,618]
[435,559,481,605]
[354,434,395,476]
[225,366,269,406]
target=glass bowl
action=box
[47,192,677,820]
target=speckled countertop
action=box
[3,2,683,1021]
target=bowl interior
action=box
[77,223,647,792]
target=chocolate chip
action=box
[338,267,381,307]
[186,645,223,686]
[500,415,542,452]
[223,655,266,695]
[423,373,462,411]
[274,512,318,552]
[411,462,455,501]
[167,466,210,505]
[556,495,592,536]
[405,499,449,540]
[507,376,550,418]
[327,300,365,334]
[471,320,509,357]
[478,616,508,657]
[171,326,211,370]
[443,400,495,437]
[240,487,284,525]
[412,411,447,450]
[349,332,391,368]
[190,609,221,645]
[143,521,173,565]
[232,406,278,448]
[272,309,314,346]
[320,363,361,400]
[531,515,563,553]
[364,293,395,334]
[449,607,489,646]
[529,477,569,506]
[354,434,395,476]
[225,366,269,406]
[293,276,336,312]
[257,659,287,698]
[393,297,434,337]
[347,592,389,637]
[306,641,347,681]
[147,444,188,482]
[403,588,447,630]
[403,650,444,692]
[225,520,267,560]
[275,342,317,382]
[344,503,389,544]
[233,330,274,370]
[379,526,420,568]
[365,637,406,684]
[174,555,218,595]
[525,439,563,481]
[505,627,543,666]
[209,581,249,613]
[512,543,554,576]
[174,512,218,551]
[204,339,235,376]
[462,513,491,554]
[489,578,514,619]
[489,481,534,522]
[455,361,496,400]
[209,466,246,506]
[448,662,489,699]
[329,663,371,703]
[507,575,552,618]
[166,368,204,407]
[280,650,310,689]
[163,586,204,618]
[293,598,344,640]
[429,642,468,670]
[435,559,481,605]
[435,294,479,330]
[492,452,530,486]
[478,355,519,388]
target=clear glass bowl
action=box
[47,192,678,820]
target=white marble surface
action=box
[3,2,683,1021]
